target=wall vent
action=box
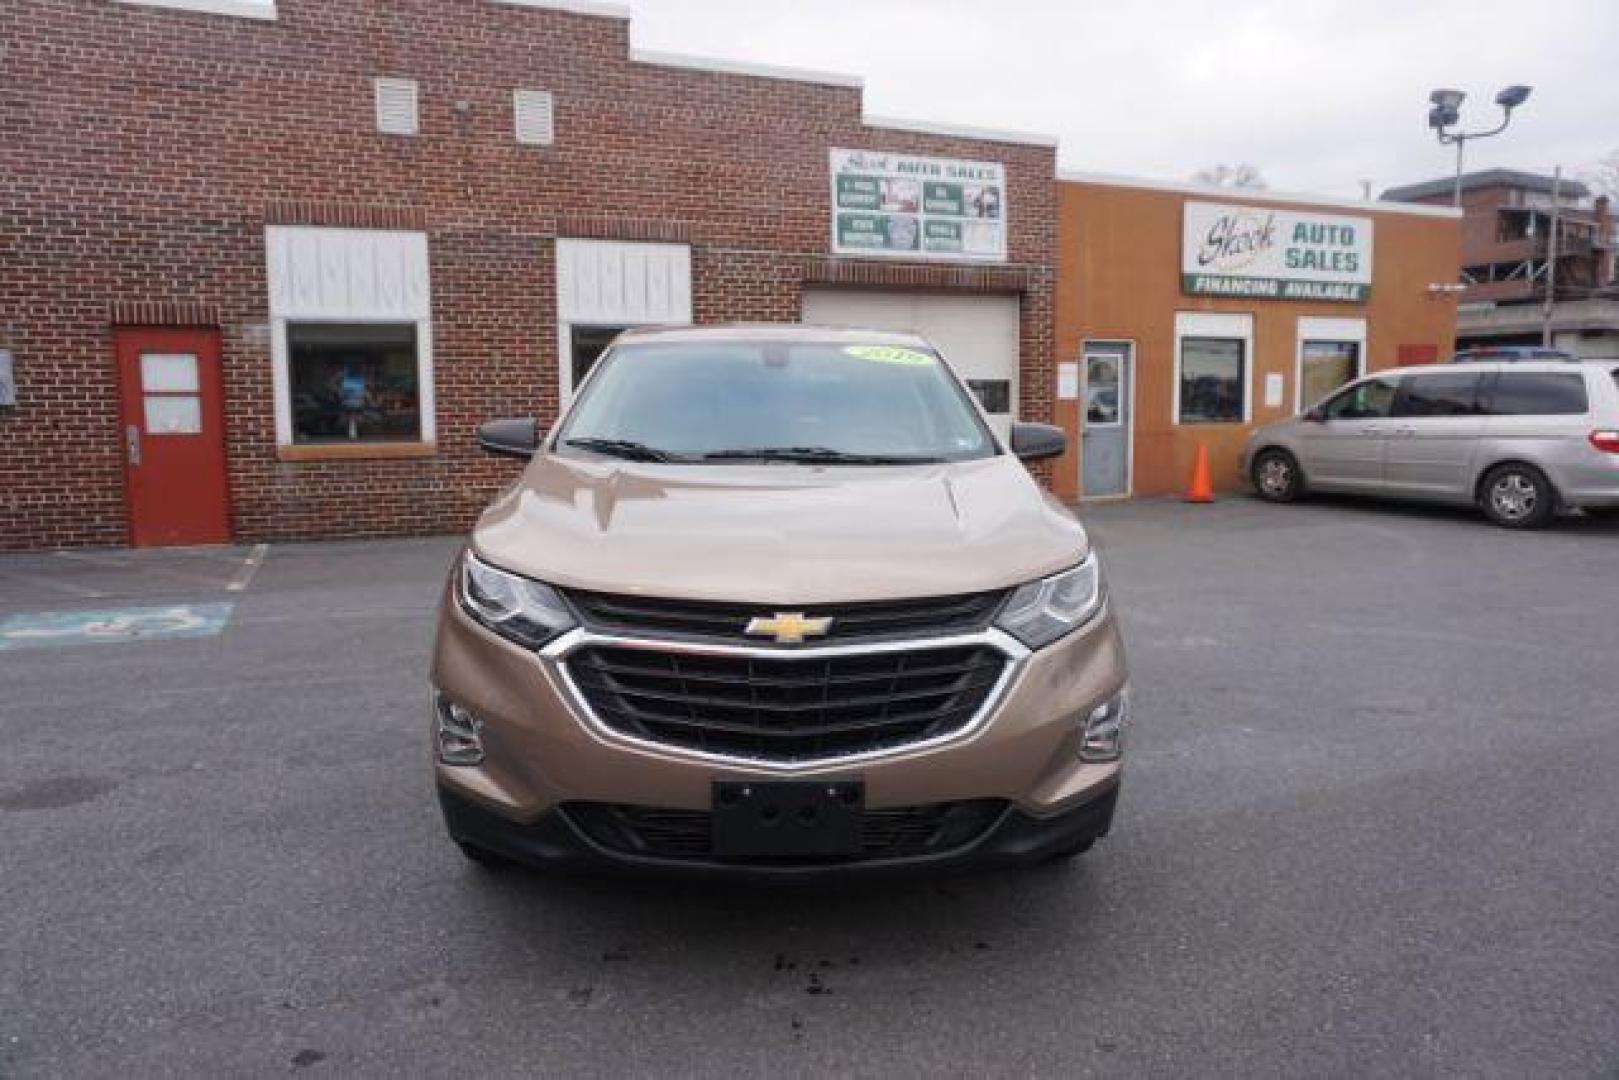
[374,78,419,137]
[514,90,555,146]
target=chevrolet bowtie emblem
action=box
[744,612,833,645]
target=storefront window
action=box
[1300,340,1361,410]
[1178,337,1245,423]
[287,323,421,444]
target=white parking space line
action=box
[227,544,270,593]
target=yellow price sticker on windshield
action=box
[843,345,936,366]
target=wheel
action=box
[457,841,516,870]
[1479,463,1556,529]
[1251,449,1303,503]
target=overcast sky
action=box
[625,0,1619,200]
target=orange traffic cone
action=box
[1183,443,1215,504]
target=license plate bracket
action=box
[711,780,864,860]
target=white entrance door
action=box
[800,289,1020,442]
[1081,342,1132,497]
[555,239,692,399]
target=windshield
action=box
[554,340,997,464]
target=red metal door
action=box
[114,327,231,547]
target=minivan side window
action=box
[1483,372,1589,416]
[1322,377,1396,420]
[1393,372,1483,417]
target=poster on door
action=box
[830,149,1007,262]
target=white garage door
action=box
[801,289,1020,441]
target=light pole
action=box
[1427,85,1533,207]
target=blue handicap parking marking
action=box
[0,602,235,651]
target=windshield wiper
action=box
[702,446,946,465]
[562,437,687,463]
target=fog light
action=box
[1080,689,1128,762]
[434,692,485,766]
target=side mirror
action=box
[1009,422,1067,462]
[477,418,539,460]
[1303,407,1326,424]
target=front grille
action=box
[562,589,1008,646]
[566,643,1007,762]
[565,800,1007,864]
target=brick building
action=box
[1051,175,1461,499]
[0,0,1055,549]
[1382,169,1619,357]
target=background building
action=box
[0,0,1055,549]
[1052,176,1462,500]
[1382,169,1619,357]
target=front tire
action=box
[1251,449,1303,503]
[1480,463,1555,529]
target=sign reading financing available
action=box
[1182,201,1373,302]
[830,149,1007,262]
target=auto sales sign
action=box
[1182,201,1373,302]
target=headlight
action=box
[994,556,1105,650]
[457,552,576,650]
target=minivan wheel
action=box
[1251,449,1302,503]
[1480,464,1555,529]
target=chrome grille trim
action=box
[542,627,1029,772]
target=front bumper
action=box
[432,587,1128,870]
[439,778,1120,876]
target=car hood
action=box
[471,453,1089,603]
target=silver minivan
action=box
[1242,360,1619,528]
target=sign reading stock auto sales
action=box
[1182,201,1373,302]
[830,149,1007,262]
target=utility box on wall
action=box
[0,350,16,408]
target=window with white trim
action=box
[286,323,421,444]
[555,239,693,401]
[1296,316,1367,413]
[265,227,435,449]
[1175,312,1253,424]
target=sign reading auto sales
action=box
[1182,201,1373,302]
[830,149,1007,262]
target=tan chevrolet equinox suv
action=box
[431,325,1129,874]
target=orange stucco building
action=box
[1051,175,1463,501]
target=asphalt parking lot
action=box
[3,497,1618,1077]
